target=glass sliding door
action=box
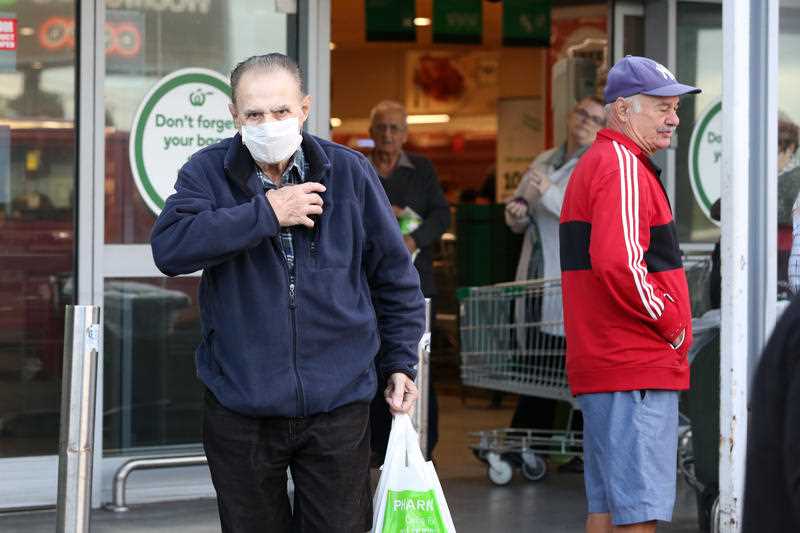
[100,0,293,503]
[0,0,78,508]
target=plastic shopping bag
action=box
[372,414,456,533]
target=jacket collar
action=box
[223,130,332,195]
[597,128,662,177]
[367,150,415,175]
[597,128,644,156]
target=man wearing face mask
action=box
[151,53,425,533]
[560,56,699,532]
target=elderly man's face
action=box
[369,110,408,155]
[628,94,680,152]
[568,99,605,147]
[228,69,311,129]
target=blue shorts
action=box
[577,390,679,526]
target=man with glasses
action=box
[504,96,605,471]
[367,100,450,463]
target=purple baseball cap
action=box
[604,55,701,104]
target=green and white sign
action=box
[688,98,722,227]
[433,0,482,44]
[129,68,235,215]
[503,0,550,47]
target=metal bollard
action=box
[414,298,432,456]
[56,305,101,533]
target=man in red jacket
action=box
[560,56,700,532]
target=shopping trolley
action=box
[458,278,581,485]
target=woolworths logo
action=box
[189,88,213,106]
[129,68,235,215]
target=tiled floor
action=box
[0,393,702,532]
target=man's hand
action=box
[384,372,418,415]
[266,182,326,228]
[403,235,417,253]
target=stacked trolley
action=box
[458,278,581,485]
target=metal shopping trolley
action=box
[458,278,581,485]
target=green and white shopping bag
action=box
[372,414,456,533]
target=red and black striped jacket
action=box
[559,128,691,395]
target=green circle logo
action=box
[688,99,722,227]
[129,68,235,215]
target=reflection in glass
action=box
[675,2,722,244]
[104,2,288,244]
[103,277,202,453]
[0,1,76,458]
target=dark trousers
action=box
[203,391,372,533]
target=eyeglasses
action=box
[371,123,406,134]
[574,108,605,127]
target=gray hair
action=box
[605,94,642,116]
[230,53,304,106]
[369,100,408,127]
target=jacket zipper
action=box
[289,275,305,416]
[275,235,306,416]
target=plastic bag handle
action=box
[381,413,408,470]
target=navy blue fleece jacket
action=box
[151,132,425,417]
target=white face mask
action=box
[241,117,303,164]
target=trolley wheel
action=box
[487,459,513,485]
[521,454,547,482]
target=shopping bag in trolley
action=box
[372,413,456,533]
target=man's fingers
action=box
[300,182,326,193]
[401,382,418,413]
[305,193,324,206]
[297,215,315,228]
[304,204,323,216]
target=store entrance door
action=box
[97,2,296,506]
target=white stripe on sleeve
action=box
[611,141,661,320]
[623,145,664,313]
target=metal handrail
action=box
[106,454,208,512]
[413,298,432,456]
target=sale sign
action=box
[0,16,16,51]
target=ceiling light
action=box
[329,117,342,128]
[355,138,375,148]
[19,27,34,36]
[413,17,432,27]
[407,114,450,125]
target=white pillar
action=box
[720,0,778,530]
